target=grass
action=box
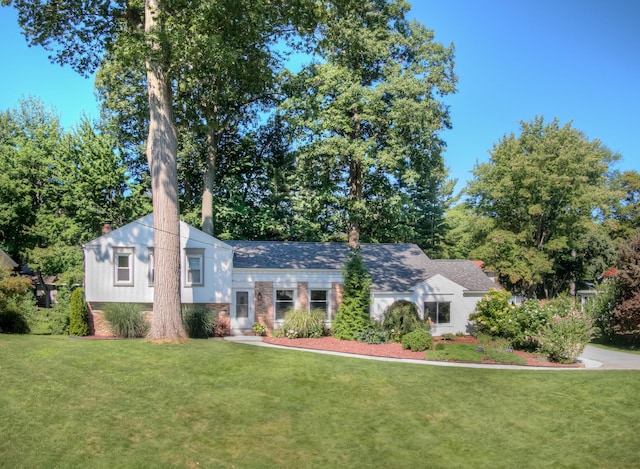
[426,342,528,366]
[591,339,640,355]
[1,335,640,468]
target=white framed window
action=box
[275,289,294,321]
[113,247,134,286]
[185,248,205,287]
[148,248,155,286]
[310,289,329,319]
[424,301,451,324]
[236,291,249,318]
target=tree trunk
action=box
[145,0,186,341]
[201,124,218,236]
[348,110,363,246]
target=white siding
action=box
[371,274,486,336]
[412,274,475,336]
[83,214,233,304]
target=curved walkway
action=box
[226,337,640,370]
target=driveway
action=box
[579,345,640,370]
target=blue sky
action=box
[1,1,638,194]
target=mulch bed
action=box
[262,335,583,368]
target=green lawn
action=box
[1,335,639,468]
[591,339,640,355]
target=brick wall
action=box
[87,302,229,337]
[297,282,308,310]
[254,281,274,330]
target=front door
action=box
[231,290,254,333]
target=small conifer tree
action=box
[69,287,90,336]
[332,248,372,340]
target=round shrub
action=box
[103,303,148,338]
[69,288,89,336]
[0,307,30,334]
[0,271,33,334]
[401,328,433,352]
[382,300,422,342]
[182,305,214,338]
[537,309,594,363]
[469,289,518,338]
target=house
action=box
[83,214,497,336]
[0,247,18,270]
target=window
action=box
[148,248,155,286]
[236,291,249,318]
[310,290,329,318]
[113,247,134,286]
[185,249,205,287]
[424,301,451,324]
[275,289,294,320]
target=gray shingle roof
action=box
[226,241,496,293]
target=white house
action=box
[83,214,497,336]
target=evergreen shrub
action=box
[68,288,89,336]
[332,248,372,340]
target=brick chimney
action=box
[101,222,113,235]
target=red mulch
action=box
[263,336,582,368]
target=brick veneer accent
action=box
[254,281,274,330]
[297,282,308,310]
[87,302,230,336]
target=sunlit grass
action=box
[1,335,639,468]
[426,342,528,365]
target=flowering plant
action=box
[536,309,594,363]
[252,322,267,336]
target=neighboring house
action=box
[0,248,18,270]
[83,214,497,336]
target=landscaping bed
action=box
[262,335,583,367]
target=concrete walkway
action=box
[225,337,640,371]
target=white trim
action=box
[185,248,205,287]
[113,247,134,286]
[274,287,296,322]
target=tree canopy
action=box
[280,0,457,251]
[0,98,146,282]
[465,116,621,298]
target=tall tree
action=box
[608,170,640,242]
[96,0,318,236]
[612,232,640,343]
[5,0,186,339]
[280,0,456,246]
[143,0,184,339]
[0,98,62,258]
[0,98,144,282]
[466,116,620,298]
